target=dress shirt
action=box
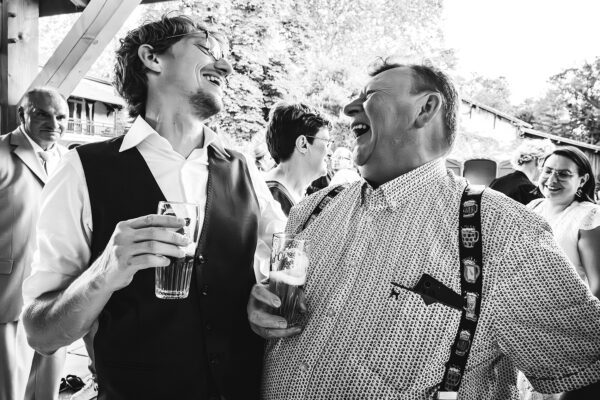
[23,116,286,303]
[21,127,61,175]
[262,159,600,400]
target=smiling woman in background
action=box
[528,146,600,299]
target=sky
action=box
[443,0,600,104]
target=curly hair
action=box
[113,14,226,118]
[368,59,460,148]
[511,139,554,168]
[266,102,332,164]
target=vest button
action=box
[209,355,219,365]
[202,285,209,296]
[197,254,207,264]
[205,323,212,332]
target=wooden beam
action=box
[27,0,142,99]
[0,0,38,134]
[40,0,168,18]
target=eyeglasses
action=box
[162,30,227,61]
[540,166,576,181]
[305,136,334,147]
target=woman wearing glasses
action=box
[528,146,600,298]
[264,102,333,216]
[526,148,599,400]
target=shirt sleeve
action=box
[245,155,286,282]
[22,150,93,304]
[491,223,600,393]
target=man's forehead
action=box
[367,67,413,90]
[28,92,67,112]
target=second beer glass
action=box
[269,233,308,326]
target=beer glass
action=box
[269,233,308,326]
[155,201,201,299]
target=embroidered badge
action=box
[460,226,479,249]
[462,258,481,284]
[444,365,462,390]
[462,200,478,218]
[455,330,472,357]
[464,292,479,321]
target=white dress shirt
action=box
[23,116,285,303]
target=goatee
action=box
[189,91,222,120]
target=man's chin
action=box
[190,92,223,119]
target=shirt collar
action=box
[360,158,448,210]
[119,116,229,157]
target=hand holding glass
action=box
[155,201,201,299]
[269,233,308,326]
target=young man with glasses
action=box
[263,102,333,216]
[22,15,285,399]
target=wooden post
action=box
[0,0,38,134]
[27,0,142,99]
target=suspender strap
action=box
[439,184,485,397]
[299,185,346,232]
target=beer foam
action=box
[270,270,306,286]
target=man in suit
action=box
[0,87,69,400]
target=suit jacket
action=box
[0,128,67,323]
[489,170,543,205]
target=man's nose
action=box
[49,117,61,130]
[547,172,559,184]
[343,98,362,117]
[215,58,233,78]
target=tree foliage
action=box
[456,74,514,114]
[516,57,600,144]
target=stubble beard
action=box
[189,90,223,120]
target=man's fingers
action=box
[128,241,186,259]
[132,227,190,246]
[251,283,281,308]
[127,254,171,270]
[128,214,185,229]
[251,325,302,339]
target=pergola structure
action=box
[0,0,168,133]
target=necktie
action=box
[39,151,51,174]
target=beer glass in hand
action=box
[269,233,308,326]
[155,201,201,299]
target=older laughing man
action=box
[248,61,600,400]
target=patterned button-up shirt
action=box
[262,159,600,400]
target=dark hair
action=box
[114,14,226,118]
[368,59,460,147]
[542,146,596,203]
[266,102,332,164]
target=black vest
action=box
[77,137,264,400]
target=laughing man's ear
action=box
[415,92,442,129]
[138,44,161,73]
